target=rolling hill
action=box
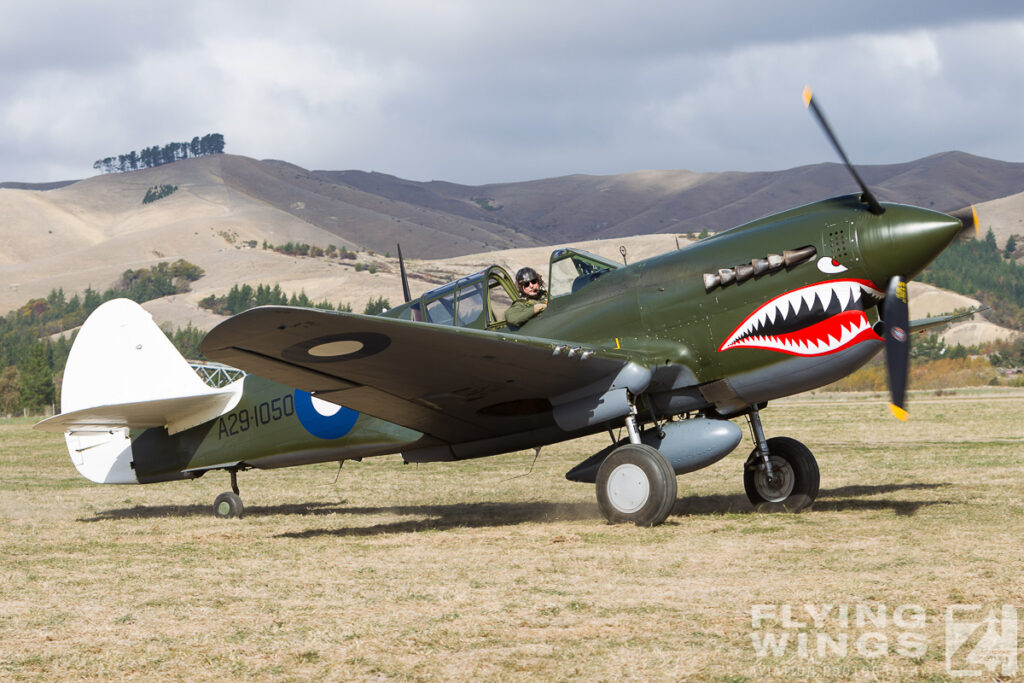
[328,151,1024,245]
[1,151,1022,347]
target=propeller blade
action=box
[803,86,885,216]
[883,276,910,420]
[950,204,980,240]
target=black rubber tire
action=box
[743,436,819,511]
[213,491,244,518]
[596,443,677,526]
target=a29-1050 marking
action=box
[217,394,295,439]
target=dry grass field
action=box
[3,389,1024,681]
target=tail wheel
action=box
[744,436,819,511]
[214,491,244,518]
[596,443,677,527]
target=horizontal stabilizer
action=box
[35,389,241,435]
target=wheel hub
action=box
[606,463,650,513]
[754,456,795,502]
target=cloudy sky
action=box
[2,1,1023,185]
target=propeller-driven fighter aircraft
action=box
[38,90,978,525]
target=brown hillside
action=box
[2,151,1023,335]
[0,157,354,312]
[974,190,1024,255]
[324,151,1024,243]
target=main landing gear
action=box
[213,468,244,518]
[595,403,677,527]
[593,402,819,525]
[742,407,819,511]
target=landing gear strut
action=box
[743,407,819,511]
[213,468,244,518]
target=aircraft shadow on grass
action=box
[76,482,952,535]
[675,482,953,517]
[812,482,954,516]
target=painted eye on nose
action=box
[817,256,848,274]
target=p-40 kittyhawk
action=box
[38,90,978,525]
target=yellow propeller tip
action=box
[802,86,813,107]
[972,204,979,238]
[889,404,908,421]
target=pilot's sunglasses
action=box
[523,279,540,286]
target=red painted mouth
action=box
[719,279,884,356]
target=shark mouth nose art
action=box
[719,279,884,356]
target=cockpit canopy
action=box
[383,266,518,330]
[547,248,619,298]
[382,247,619,330]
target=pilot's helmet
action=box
[516,267,543,292]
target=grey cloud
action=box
[2,2,1024,184]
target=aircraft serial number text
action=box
[217,395,295,439]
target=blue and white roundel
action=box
[294,390,359,439]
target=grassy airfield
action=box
[2,389,1023,681]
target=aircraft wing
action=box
[909,306,988,334]
[35,390,241,436]
[201,306,650,445]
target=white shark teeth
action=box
[721,280,883,354]
[837,285,852,310]
[729,314,872,354]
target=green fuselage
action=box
[517,195,961,414]
[129,375,422,483]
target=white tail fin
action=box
[37,299,241,484]
[61,298,214,412]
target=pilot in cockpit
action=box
[504,267,548,328]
